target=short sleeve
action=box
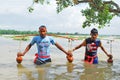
[98,39,102,47]
[49,36,56,45]
[30,36,36,45]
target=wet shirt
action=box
[85,38,101,56]
[30,36,56,60]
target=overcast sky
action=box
[0,0,120,35]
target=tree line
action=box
[0,29,86,35]
[0,29,38,35]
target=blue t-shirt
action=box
[30,36,56,60]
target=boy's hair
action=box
[91,28,98,34]
[39,25,46,29]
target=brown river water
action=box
[0,35,120,80]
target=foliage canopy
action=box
[29,0,120,28]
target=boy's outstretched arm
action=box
[17,44,32,57]
[55,42,72,56]
[100,43,113,58]
[72,40,86,51]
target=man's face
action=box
[90,33,98,40]
[39,27,47,38]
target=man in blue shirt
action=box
[17,25,71,65]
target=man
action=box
[17,25,70,65]
[72,28,112,64]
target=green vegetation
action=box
[0,29,38,41]
[0,29,120,41]
[0,29,89,40]
[0,29,38,35]
[0,29,88,36]
[12,36,29,41]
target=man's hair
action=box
[39,25,46,29]
[91,28,98,34]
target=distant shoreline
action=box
[0,29,120,36]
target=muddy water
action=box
[0,36,120,80]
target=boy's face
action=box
[39,27,47,38]
[90,33,98,40]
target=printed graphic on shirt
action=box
[87,42,98,52]
[38,40,50,56]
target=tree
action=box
[28,0,120,28]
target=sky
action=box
[0,0,120,35]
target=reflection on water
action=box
[80,63,112,80]
[0,36,120,80]
[17,62,74,80]
[17,64,50,80]
[16,61,116,80]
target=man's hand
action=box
[66,50,73,62]
[67,50,73,57]
[107,54,113,59]
[107,54,113,63]
[17,52,24,57]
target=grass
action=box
[12,36,29,41]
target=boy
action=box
[72,28,112,64]
[17,25,71,65]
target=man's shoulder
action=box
[85,37,100,40]
[33,36,39,38]
[32,36,40,40]
[46,36,54,39]
[85,37,91,41]
[96,38,101,42]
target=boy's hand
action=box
[107,54,113,63]
[107,54,113,59]
[67,50,73,57]
[66,50,73,62]
[17,52,24,57]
